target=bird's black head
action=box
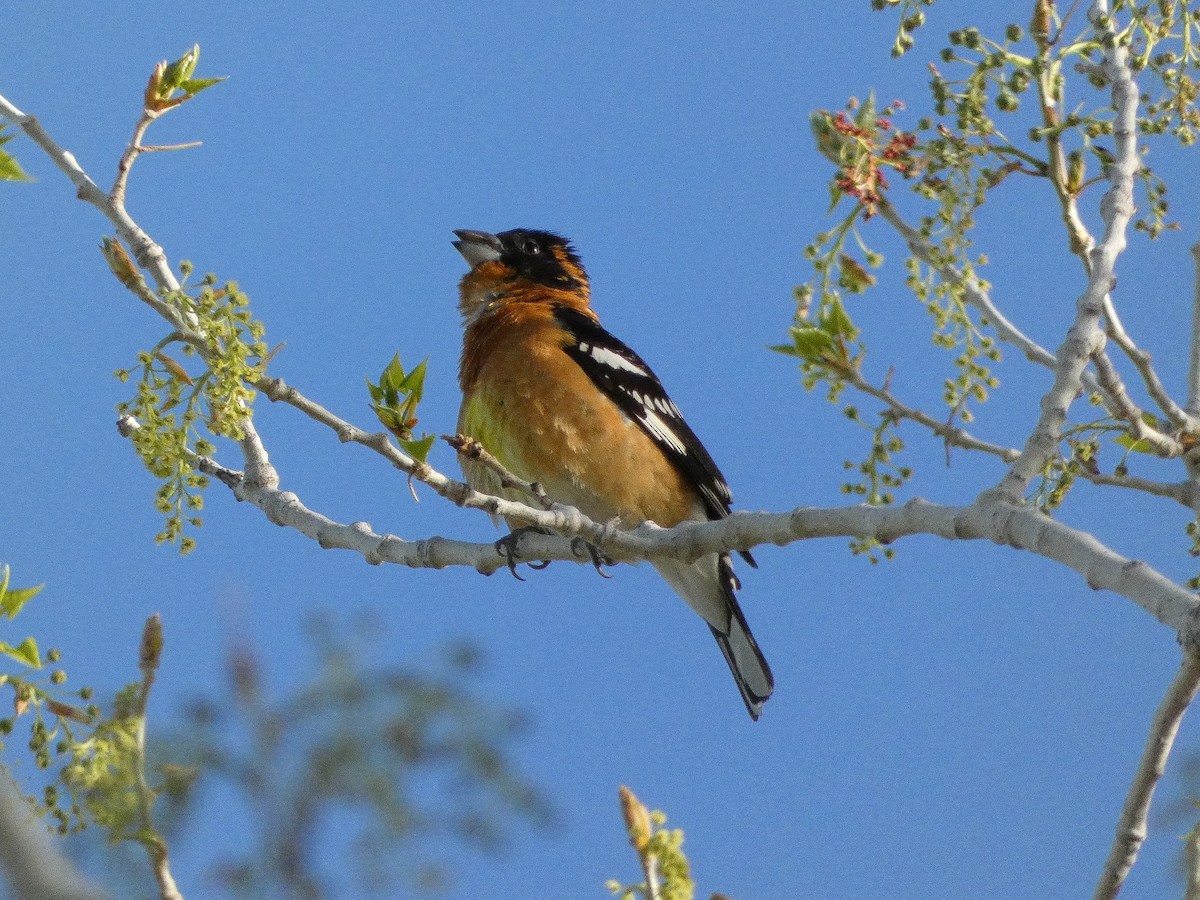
[453,228,587,290]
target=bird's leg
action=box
[570,536,615,578]
[494,526,552,580]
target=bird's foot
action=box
[495,526,552,580]
[570,536,615,578]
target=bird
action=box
[452,228,774,719]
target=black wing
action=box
[553,305,753,568]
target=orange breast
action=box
[459,304,699,528]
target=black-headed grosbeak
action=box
[453,228,774,719]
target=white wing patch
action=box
[638,407,688,455]
[579,342,651,377]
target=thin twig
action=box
[876,198,1074,376]
[642,853,663,900]
[131,615,184,900]
[140,141,203,153]
[443,433,553,508]
[1101,296,1194,431]
[1080,469,1192,505]
[1089,350,1181,455]
[1093,651,1200,900]
[0,92,179,296]
[1035,23,1096,268]
[111,111,157,208]
[1055,0,1086,43]
[842,366,1020,462]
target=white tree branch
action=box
[178,436,1200,647]
[1093,651,1200,900]
[993,0,1142,500]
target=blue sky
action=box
[3,2,1200,898]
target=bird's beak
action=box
[453,229,504,267]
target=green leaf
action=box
[855,91,878,129]
[366,377,385,405]
[179,76,227,95]
[380,353,405,392]
[0,154,31,182]
[0,126,32,183]
[810,109,843,159]
[0,583,43,620]
[161,45,200,93]
[787,326,837,361]
[1115,433,1155,454]
[0,565,43,619]
[398,358,429,402]
[370,403,404,432]
[369,352,433,458]
[826,180,845,213]
[401,433,437,463]
[822,297,858,340]
[0,637,41,669]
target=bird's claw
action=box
[571,536,614,578]
[494,526,552,580]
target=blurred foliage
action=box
[1156,750,1200,890]
[58,615,176,899]
[122,614,553,898]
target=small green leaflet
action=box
[0,564,43,619]
[0,637,40,669]
[1115,413,1164,454]
[786,326,838,361]
[0,125,32,182]
[1115,433,1154,454]
[160,45,226,98]
[0,566,45,667]
[368,354,435,463]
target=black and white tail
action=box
[653,553,775,720]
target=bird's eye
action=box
[522,239,541,255]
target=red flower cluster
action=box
[830,111,918,217]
